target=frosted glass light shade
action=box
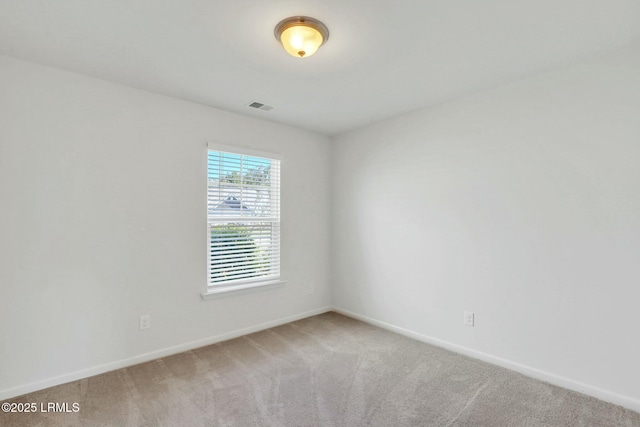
[275,17,329,58]
[280,26,323,57]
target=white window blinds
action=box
[207,148,281,287]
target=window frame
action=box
[202,142,284,299]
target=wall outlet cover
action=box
[464,311,474,327]
[139,315,151,330]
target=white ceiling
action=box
[1,1,639,136]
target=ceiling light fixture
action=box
[274,16,329,58]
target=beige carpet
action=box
[1,312,639,426]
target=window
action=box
[206,145,281,293]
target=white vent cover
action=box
[247,101,274,111]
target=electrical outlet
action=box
[307,282,315,294]
[464,311,474,327]
[139,315,151,330]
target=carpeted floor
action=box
[1,312,639,426]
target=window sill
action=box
[201,279,286,300]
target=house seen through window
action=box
[207,147,281,288]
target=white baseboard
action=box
[331,307,640,414]
[0,306,332,401]
[4,305,639,414]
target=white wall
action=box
[3,45,640,411]
[0,55,331,398]
[331,47,640,409]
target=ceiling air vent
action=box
[247,101,274,111]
